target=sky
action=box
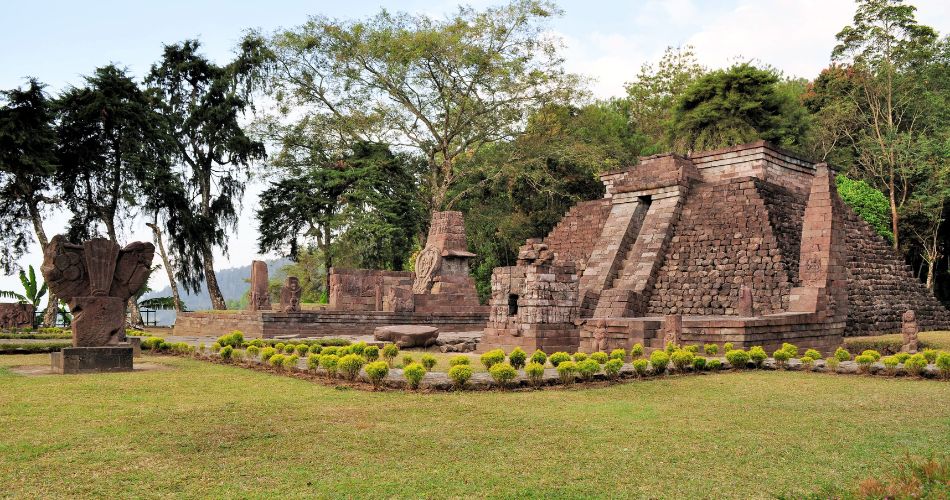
[2,0,949,295]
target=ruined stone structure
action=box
[482,141,949,354]
[0,303,34,329]
[41,236,154,373]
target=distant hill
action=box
[142,258,291,326]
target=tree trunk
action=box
[128,298,145,329]
[28,206,59,327]
[146,222,184,312]
[203,245,227,310]
[926,258,935,290]
[888,188,900,251]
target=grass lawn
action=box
[1,354,948,498]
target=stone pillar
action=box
[248,260,271,311]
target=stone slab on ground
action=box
[50,346,133,374]
[374,325,439,348]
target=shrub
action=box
[549,352,571,367]
[269,353,286,369]
[219,345,234,361]
[198,343,206,353]
[283,344,297,354]
[590,352,609,365]
[609,348,626,361]
[604,358,623,380]
[321,346,340,357]
[249,339,265,348]
[922,348,938,364]
[861,349,882,362]
[402,355,415,368]
[904,354,927,377]
[420,353,437,371]
[338,354,365,380]
[723,342,733,352]
[854,354,874,373]
[210,342,222,353]
[307,344,322,355]
[804,349,821,360]
[365,361,389,388]
[706,359,722,371]
[577,358,600,381]
[260,347,277,362]
[449,355,470,367]
[773,348,791,368]
[480,349,506,369]
[834,347,851,361]
[294,344,309,356]
[725,349,750,369]
[748,346,767,367]
[337,346,353,356]
[363,345,379,362]
[684,345,699,354]
[382,344,399,365]
[936,352,950,379]
[556,361,577,384]
[307,354,321,370]
[530,349,548,366]
[670,349,695,371]
[781,343,799,357]
[825,356,840,372]
[448,364,473,389]
[320,354,340,378]
[664,343,678,355]
[142,336,165,351]
[274,343,285,353]
[692,357,707,371]
[351,341,367,356]
[489,363,518,388]
[881,356,899,375]
[630,343,644,359]
[525,362,545,386]
[704,344,719,356]
[283,354,300,370]
[247,345,261,358]
[508,347,527,369]
[895,352,911,363]
[216,331,244,348]
[632,358,650,376]
[649,350,670,374]
[573,352,588,362]
[403,363,426,389]
[800,355,816,369]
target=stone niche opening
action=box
[507,294,519,316]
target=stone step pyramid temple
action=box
[481,141,949,354]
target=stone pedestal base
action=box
[51,347,133,374]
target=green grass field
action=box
[1,354,948,498]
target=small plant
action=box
[683,344,699,354]
[748,346,767,368]
[448,364,473,389]
[320,354,340,378]
[723,342,733,352]
[525,361,545,386]
[337,346,353,356]
[420,353,437,371]
[800,355,816,370]
[573,352,588,362]
[935,352,950,379]
[632,358,650,376]
[706,359,722,371]
[295,344,309,356]
[269,353,286,369]
[198,343,206,353]
[576,358,600,381]
[803,349,821,360]
[556,361,577,384]
[308,344,322,356]
[861,349,881,362]
[338,354,365,380]
[247,345,260,358]
[604,358,623,380]
[670,349,695,371]
[210,342,222,353]
[489,363,518,388]
[609,348,626,361]
[142,336,165,350]
[307,354,321,371]
[403,362,427,390]
[903,353,927,377]
[449,355,470,366]
[322,346,339,356]
[402,355,415,368]
[773,348,791,368]
[274,343,285,353]
[704,344,718,356]
[590,351,609,365]
[219,345,234,361]
[549,352,571,367]
[881,356,899,375]
[508,347,527,369]
[649,350,670,374]
[664,343,678,355]
[249,339,265,348]
[692,357,707,371]
[363,345,379,362]
[725,349,750,369]
[216,330,244,348]
[260,347,277,362]
[921,349,938,364]
[530,349,548,366]
[825,356,840,372]
[630,343,644,359]
[834,347,851,361]
[351,341,367,356]
[781,343,798,357]
[283,354,300,370]
[365,361,389,388]
[854,354,874,373]
[480,348,506,369]
[382,344,399,366]
[283,344,297,354]
[894,352,911,363]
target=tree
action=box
[829,0,942,250]
[669,63,810,153]
[146,39,267,310]
[259,0,579,213]
[0,265,47,312]
[836,174,894,241]
[0,78,61,326]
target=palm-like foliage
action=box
[0,265,47,307]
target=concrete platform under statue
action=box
[51,346,133,374]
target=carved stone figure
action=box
[279,276,302,312]
[412,247,441,294]
[248,260,272,311]
[592,320,608,352]
[385,287,415,312]
[736,285,754,317]
[901,309,919,353]
[41,235,155,347]
[661,314,682,349]
[0,303,34,329]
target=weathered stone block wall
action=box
[542,199,612,272]
[328,268,413,312]
[689,141,815,195]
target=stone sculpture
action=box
[0,303,34,329]
[901,309,919,353]
[736,285,754,317]
[248,260,272,311]
[591,319,608,352]
[279,276,302,312]
[660,314,682,349]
